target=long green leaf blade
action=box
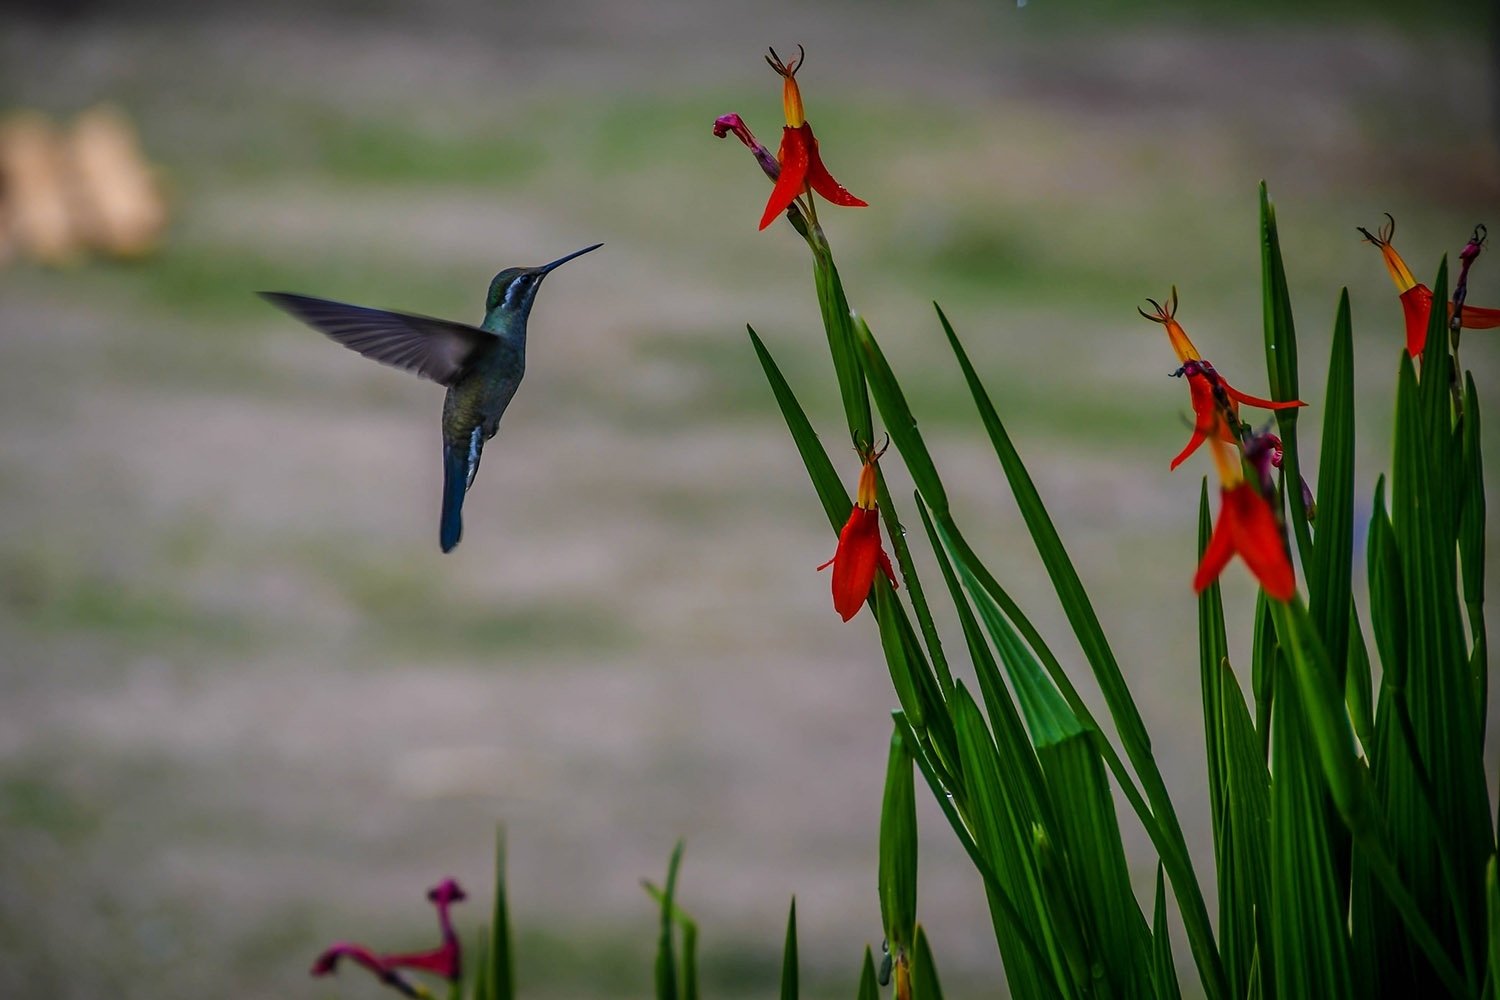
[1154,864,1184,1000]
[933,304,1225,1000]
[489,829,514,1000]
[748,325,850,531]
[1259,182,1313,569]
[780,899,798,1000]
[879,725,919,963]
[1309,289,1355,685]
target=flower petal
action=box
[1221,381,1306,410]
[800,124,867,208]
[1455,302,1500,329]
[759,126,810,230]
[311,943,422,998]
[1226,484,1296,600]
[384,945,461,981]
[830,507,882,620]
[1192,502,1237,594]
[1400,284,1433,356]
[1169,427,1208,471]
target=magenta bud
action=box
[713,112,780,181]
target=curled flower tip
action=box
[1140,286,1201,363]
[714,113,781,182]
[765,44,804,78]
[1356,212,1396,247]
[766,45,807,127]
[1136,286,1179,324]
[1460,223,1487,265]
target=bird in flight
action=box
[261,243,602,552]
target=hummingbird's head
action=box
[485,243,602,315]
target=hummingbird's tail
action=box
[440,439,470,553]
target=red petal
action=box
[759,126,810,230]
[1222,381,1306,410]
[385,944,460,981]
[1194,482,1296,600]
[312,943,388,977]
[1169,427,1208,471]
[1400,284,1433,357]
[1456,302,1500,329]
[829,507,881,621]
[1192,501,1237,593]
[800,124,867,208]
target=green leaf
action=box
[1268,664,1354,1000]
[933,304,1225,1000]
[851,316,949,513]
[915,497,1049,813]
[949,683,1070,997]
[1039,730,1153,996]
[1366,477,1405,687]
[1345,607,1375,755]
[641,881,700,1000]
[1274,599,1472,997]
[780,899,798,1000]
[1383,262,1492,991]
[856,947,879,1000]
[876,474,954,695]
[1308,289,1355,686]
[1487,859,1500,1000]
[879,725,919,960]
[910,925,946,1000]
[1458,371,1486,723]
[1198,480,1230,854]
[1259,182,1313,570]
[1216,657,1271,999]
[747,325,850,532]
[811,248,873,449]
[876,584,925,732]
[653,841,684,1000]
[1250,594,1276,760]
[487,829,514,1000]
[1153,865,1184,1000]
[895,710,1057,987]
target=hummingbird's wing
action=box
[259,292,494,386]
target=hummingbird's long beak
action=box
[538,243,603,274]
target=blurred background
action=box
[1,0,1496,996]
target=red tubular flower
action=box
[818,445,897,621]
[758,46,867,231]
[1193,435,1296,601]
[1358,214,1500,356]
[311,879,467,997]
[1168,359,1304,470]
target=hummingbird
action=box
[260,243,602,552]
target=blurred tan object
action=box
[0,112,81,266]
[69,104,166,258]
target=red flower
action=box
[1168,359,1304,470]
[1358,214,1500,356]
[1141,293,1305,469]
[758,46,867,231]
[819,445,897,621]
[311,879,467,997]
[1193,436,1296,601]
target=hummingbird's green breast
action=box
[441,334,525,443]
